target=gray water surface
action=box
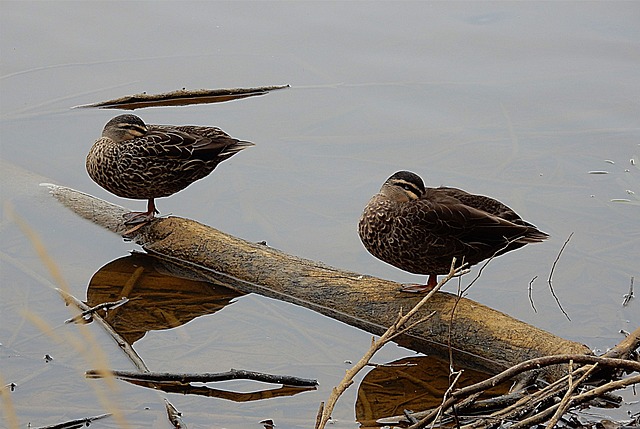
[1,2,638,428]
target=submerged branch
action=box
[85,368,318,387]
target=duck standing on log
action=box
[358,171,549,292]
[86,114,254,224]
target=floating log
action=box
[73,85,290,110]
[43,184,592,381]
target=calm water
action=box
[1,2,639,428]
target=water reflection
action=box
[3,1,638,425]
[85,253,242,344]
[356,356,508,427]
[83,253,316,400]
[123,378,316,402]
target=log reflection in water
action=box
[356,356,509,427]
[86,253,242,344]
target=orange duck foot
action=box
[400,274,438,293]
[123,211,156,225]
[123,199,159,225]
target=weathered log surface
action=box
[44,184,592,380]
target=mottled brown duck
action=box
[358,171,549,292]
[86,114,253,224]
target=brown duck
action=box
[358,171,549,292]
[86,114,253,224]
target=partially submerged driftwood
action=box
[44,184,592,381]
[73,85,290,110]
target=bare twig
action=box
[461,235,522,295]
[432,370,463,426]
[453,354,639,400]
[31,413,111,429]
[623,276,634,306]
[437,241,517,428]
[543,361,598,429]
[603,326,640,359]
[406,354,640,429]
[528,275,538,312]
[442,241,515,424]
[547,232,573,321]
[64,297,130,324]
[568,373,640,404]
[86,368,318,387]
[56,288,149,372]
[315,259,466,429]
[365,362,418,368]
[507,370,637,429]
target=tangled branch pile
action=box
[385,344,639,428]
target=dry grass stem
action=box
[5,203,70,292]
[6,206,130,427]
[0,373,19,429]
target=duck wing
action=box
[433,187,525,223]
[431,187,548,239]
[146,125,254,161]
[403,189,545,264]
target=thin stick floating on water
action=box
[528,275,538,313]
[85,368,318,387]
[64,297,130,324]
[31,413,111,429]
[622,276,634,307]
[548,233,573,321]
[56,288,149,372]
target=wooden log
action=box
[43,184,592,380]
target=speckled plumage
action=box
[358,171,549,291]
[86,114,253,223]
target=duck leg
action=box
[400,274,438,293]
[123,198,159,225]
